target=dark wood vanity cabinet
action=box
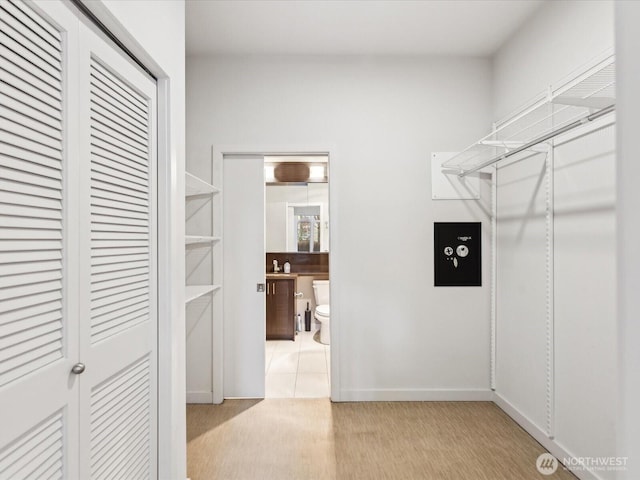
[266,277,295,340]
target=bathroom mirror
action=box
[265,183,329,252]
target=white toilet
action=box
[312,280,330,345]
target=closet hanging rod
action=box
[456,104,615,178]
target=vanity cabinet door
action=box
[266,279,295,340]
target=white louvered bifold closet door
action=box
[0,0,80,478]
[77,21,157,480]
[0,1,158,479]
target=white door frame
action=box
[212,145,340,403]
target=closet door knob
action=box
[71,363,85,374]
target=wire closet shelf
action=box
[442,55,615,177]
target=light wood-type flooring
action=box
[187,399,577,480]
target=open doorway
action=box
[264,155,331,398]
[218,152,332,401]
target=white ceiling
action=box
[186,0,544,57]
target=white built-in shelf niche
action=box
[185,171,221,304]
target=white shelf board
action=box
[186,171,220,196]
[442,55,615,174]
[185,235,221,245]
[185,285,221,303]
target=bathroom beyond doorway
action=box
[265,155,331,398]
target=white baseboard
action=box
[186,391,213,404]
[493,392,603,480]
[338,388,494,402]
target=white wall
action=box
[616,2,640,479]
[83,1,186,479]
[187,55,493,400]
[492,0,614,120]
[492,1,616,479]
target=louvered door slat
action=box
[0,350,61,387]
[90,79,146,128]
[0,311,61,337]
[91,88,148,141]
[1,116,63,151]
[0,190,61,210]
[91,246,148,258]
[91,60,145,111]
[0,269,61,288]
[91,304,148,335]
[0,240,62,252]
[91,134,148,168]
[0,412,63,480]
[89,90,147,137]
[92,150,148,179]
[0,178,62,201]
[92,214,148,228]
[0,228,61,241]
[91,312,149,344]
[1,42,61,90]
[92,403,148,477]
[0,15,61,70]
[90,119,147,156]
[0,50,62,100]
[91,273,147,293]
[1,139,62,170]
[91,108,147,148]
[1,105,63,142]
[90,71,147,124]
[90,295,148,322]
[91,162,148,190]
[0,62,62,112]
[0,322,62,358]
[0,130,62,161]
[91,177,148,201]
[91,253,149,266]
[0,260,61,277]
[0,299,61,326]
[91,279,147,300]
[91,366,148,420]
[91,285,148,309]
[0,216,60,231]
[0,164,62,188]
[1,0,62,48]
[0,280,62,302]
[0,341,62,386]
[89,357,151,479]
[0,249,61,264]
[90,101,147,144]
[0,30,62,83]
[91,198,148,217]
[0,330,61,363]
[0,92,62,131]
[0,289,61,314]
[0,82,62,124]
[91,259,149,276]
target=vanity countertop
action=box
[265,273,298,279]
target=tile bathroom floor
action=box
[265,329,330,398]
